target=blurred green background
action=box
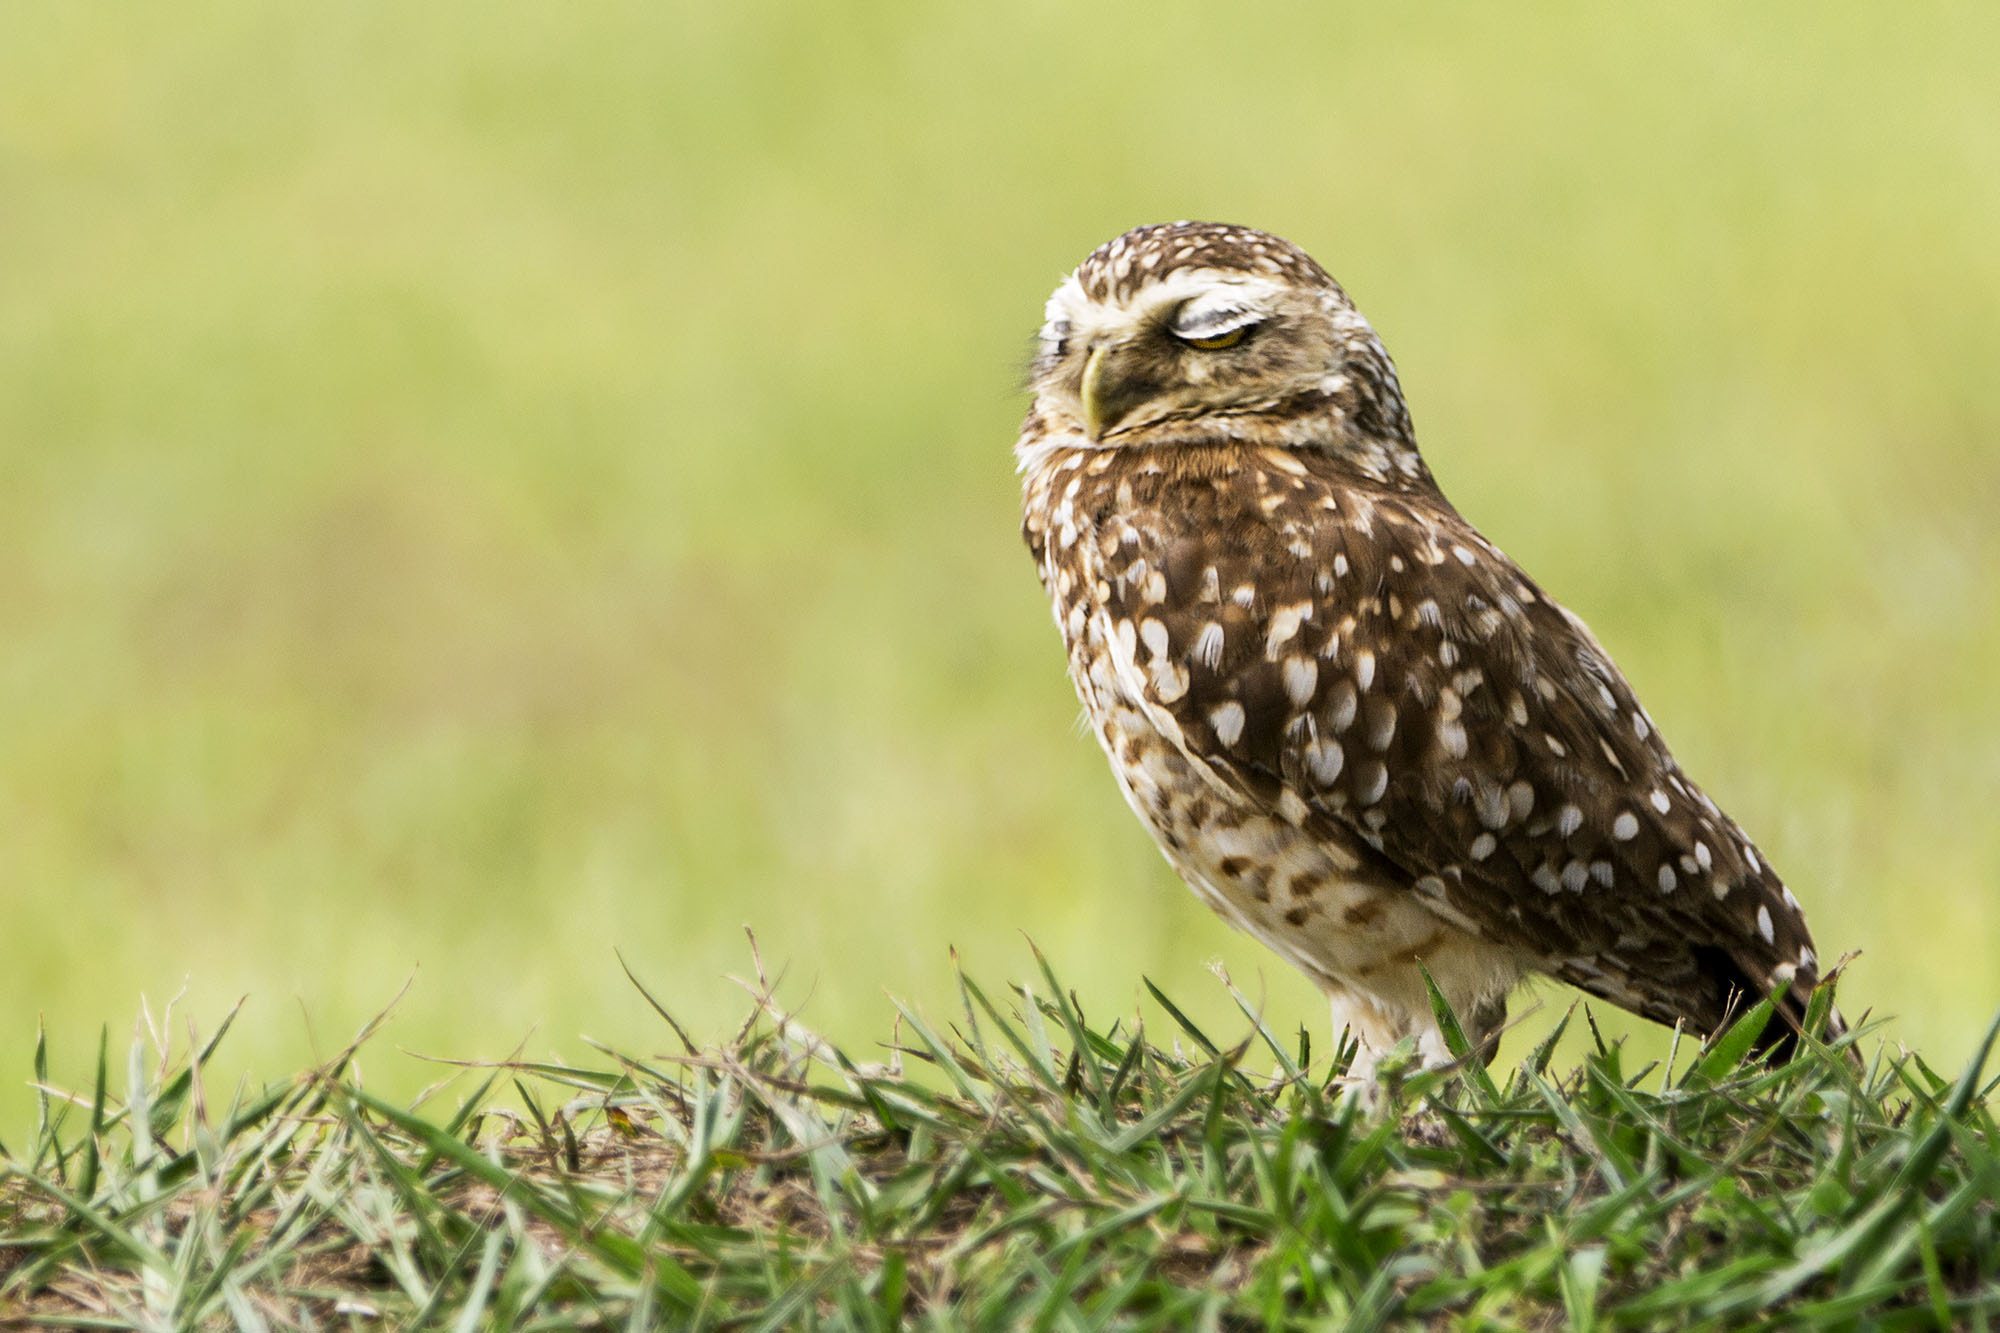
[3,2,1997,1135]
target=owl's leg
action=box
[1396,935,1523,1071]
[1462,991,1509,1068]
[1402,981,1509,1070]
[1326,961,1513,1090]
[1324,987,1408,1086]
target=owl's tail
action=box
[1706,942,1854,1066]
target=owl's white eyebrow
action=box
[1140,270,1285,310]
[1053,270,1285,345]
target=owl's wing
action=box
[1091,447,1825,1038]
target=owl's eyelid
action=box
[1169,317,1261,352]
[1167,305,1263,343]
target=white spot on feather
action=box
[1151,659,1189,702]
[1283,656,1318,707]
[1306,737,1344,785]
[1209,701,1245,747]
[1266,602,1310,656]
[1195,623,1225,669]
[1324,678,1358,732]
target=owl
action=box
[1017,221,1839,1078]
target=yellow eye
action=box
[1179,326,1249,350]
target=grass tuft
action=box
[3,958,1996,1329]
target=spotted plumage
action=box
[1017,221,1839,1075]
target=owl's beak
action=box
[1080,344,1111,440]
[1081,342,1151,441]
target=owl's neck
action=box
[1293,333,1434,490]
[1016,415,1436,504]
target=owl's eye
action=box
[1176,326,1251,351]
[1169,303,1260,350]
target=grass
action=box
[4,950,1995,1330]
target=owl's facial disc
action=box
[1035,268,1341,443]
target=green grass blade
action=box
[1416,962,1500,1105]
[1685,996,1776,1087]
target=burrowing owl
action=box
[1017,221,1837,1075]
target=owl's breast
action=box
[1060,553,1454,991]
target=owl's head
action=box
[1027,222,1413,459]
